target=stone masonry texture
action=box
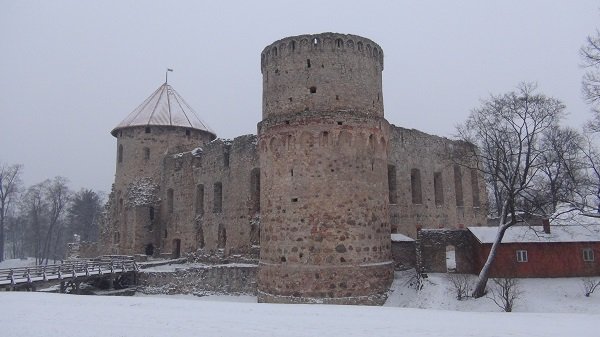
[98,32,487,306]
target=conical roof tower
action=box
[110,80,216,256]
[111,82,215,138]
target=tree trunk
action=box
[472,200,512,298]
[471,224,510,298]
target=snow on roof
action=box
[111,82,215,136]
[468,224,600,244]
[391,233,414,242]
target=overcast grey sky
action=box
[0,0,597,193]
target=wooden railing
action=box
[0,256,138,287]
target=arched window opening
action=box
[454,165,464,207]
[320,131,329,146]
[223,150,230,168]
[145,243,154,256]
[145,127,151,134]
[198,224,205,249]
[411,168,422,204]
[213,182,223,213]
[172,239,181,259]
[250,168,260,213]
[167,188,174,214]
[434,172,444,206]
[118,144,123,163]
[195,184,204,215]
[446,245,457,272]
[217,224,227,249]
[388,165,397,204]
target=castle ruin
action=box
[99,33,487,305]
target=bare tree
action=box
[489,278,521,312]
[20,182,47,264]
[581,29,600,129]
[40,177,70,265]
[529,126,586,216]
[0,163,23,262]
[456,83,564,298]
[447,273,472,300]
[582,278,600,297]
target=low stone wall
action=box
[138,264,257,295]
[391,241,416,270]
[417,229,475,274]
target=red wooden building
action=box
[469,220,600,278]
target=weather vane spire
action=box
[165,68,173,84]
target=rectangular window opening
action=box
[434,172,444,206]
[213,182,223,213]
[388,165,397,204]
[195,184,204,215]
[454,165,464,207]
[516,250,528,263]
[583,248,595,262]
[410,168,422,204]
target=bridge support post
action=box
[60,281,66,293]
[108,275,114,290]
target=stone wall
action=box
[417,229,476,274]
[257,32,393,305]
[160,134,259,258]
[388,126,488,238]
[139,264,257,295]
[261,33,384,119]
[391,241,416,270]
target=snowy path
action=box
[0,292,597,337]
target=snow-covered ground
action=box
[0,291,596,337]
[386,271,600,313]
[1,270,598,336]
[0,257,38,269]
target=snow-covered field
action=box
[0,268,598,336]
[0,291,597,337]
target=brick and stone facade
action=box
[98,32,487,305]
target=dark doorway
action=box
[172,239,181,258]
[217,224,227,250]
[145,243,154,256]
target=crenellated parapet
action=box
[260,32,384,72]
[261,32,385,119]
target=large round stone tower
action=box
[257,33,393,305]
[111,82,215,255]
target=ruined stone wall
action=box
[388,126,487,238]
[417,229,476,274]
[139,264,257,295]
[258,33,393,305]
[391,241,416,270]
[160,135,259,258]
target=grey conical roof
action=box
[111,83,215,137]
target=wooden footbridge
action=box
[0,255,139,293]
